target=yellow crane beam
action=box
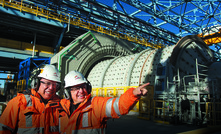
[197,29,221,46]
[0,0,164,49]
[1,0,220,48]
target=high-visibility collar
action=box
[61,94,92,115]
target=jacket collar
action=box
[61,94,91,115]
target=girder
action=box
[1,0,220,48]
[116,0,221,36]
[58,0,179,46]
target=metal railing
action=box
[17,79,26,92]
[92,86,140,112]
[206,102,221,126]
[153,100,175,124]
[0,0,163,49]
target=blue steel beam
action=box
[55,24,67,53]
[4,0,176,46]
[1,0,220,47]
[61,0,180,45]
[18,57,50,90]
[0,47,53,60]
[118,0,221,36]
[0,0,180,46]
[0,6,63,28]
[0,51,30,60]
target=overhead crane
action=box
[197,29,221,46]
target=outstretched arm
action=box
[96,83,150,120]
[110,83,150,117]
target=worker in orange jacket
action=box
[0,65,62,134]
[59,71,149,134]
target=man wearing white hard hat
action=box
[59,71,149,134]
[0,65,62,134]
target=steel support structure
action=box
[18,57,50,90]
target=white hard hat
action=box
[64,71,88,88]
[38,65,61,83]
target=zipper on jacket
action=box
[74,112,82,134]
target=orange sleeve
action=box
[93,87,140,120]
[118,87,140,115]
[0,96,23,134]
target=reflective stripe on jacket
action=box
[0,89,61,134]
[59,87,139,134]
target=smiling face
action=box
[70,83,88,104]
[37,78,57,100]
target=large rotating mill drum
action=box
[51,32,219,125]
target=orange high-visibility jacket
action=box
[59,87,139,134]
[0,89,61,134]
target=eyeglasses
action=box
[70,84,87,91]
[40,81,56,87]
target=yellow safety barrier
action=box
[206,102,221,126]
[138,99,153,120]
[138,85,154,120]
[92,86,139,112]
[153,100,175,124]
[17,79,26,92]
[177,125,221,134]
[92,85,154,114]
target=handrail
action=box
[0,0,163,49]
[206,102,221,126]
[153,100,175,124]
[91,86,139,112]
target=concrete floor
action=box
[106,115,221,134]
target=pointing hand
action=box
[133,83,150,97]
